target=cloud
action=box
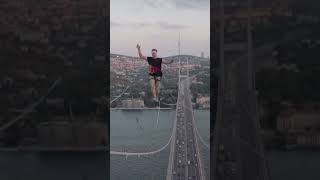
[157,21,189,30]
[129,22,153,28]
[143,0,209,10]
[111,21,153,29]
[143,0,169,8]
[144,0,159,8]
[173,0,209,9]
[111,20,189,30]
[111,21,122,27]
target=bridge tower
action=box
[178,33,181,87]
[212,0,270,180]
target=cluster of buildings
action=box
[37,121,106,147]
[276,103,320,149]
[0,0,106,66]
[215,2,320,49]
[0,0,106,34]
[110,55,145,73]
[121,99,145,109]
[0,0,107,149]
[196,96,210,109]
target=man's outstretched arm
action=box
[162,59,174,64]
[136,44,147,60]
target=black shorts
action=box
[149,74,161,81]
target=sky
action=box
[110,0,210,57]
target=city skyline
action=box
[111,0,210,57]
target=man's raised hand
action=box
[137,44,147,60]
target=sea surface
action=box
[0,151,107,180]
[110,109,210,180]
[1,110,320,180]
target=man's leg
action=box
[149,76,157,99]
[155,76,161,100]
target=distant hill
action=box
[110,53,209,61]
[110,53,137,59]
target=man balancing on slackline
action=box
[136,44,174,104]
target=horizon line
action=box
[110,53,210,58]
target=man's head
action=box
[151,49,158,58]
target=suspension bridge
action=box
[111,72,210,179]
[110,34,210,179]
[109,71,210,154]
[212,0,270,180]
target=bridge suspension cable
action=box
[111,85,181,157]
[191,106,210,149]
[110,107,176,156]
[183,85,210,150]
[184,73,210,149]
[0,77,62,132]
[111,75,182,157]
[110,85,130,104]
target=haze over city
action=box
[111,0,210,57]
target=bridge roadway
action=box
[167,77,205,180]
[212,44,273,179]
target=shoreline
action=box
[110,108,210,110]
[110,107,173,110]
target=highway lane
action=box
[213,43,274,179]
[185,78,205,180]
[171,78,204,180]
[172,92,186,180]
[212,29,306,179]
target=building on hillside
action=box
[277,103,320,149]
[196,96,210,109]
[277,112,320,132]
[37,121,107,147]
[121,99,144,108]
